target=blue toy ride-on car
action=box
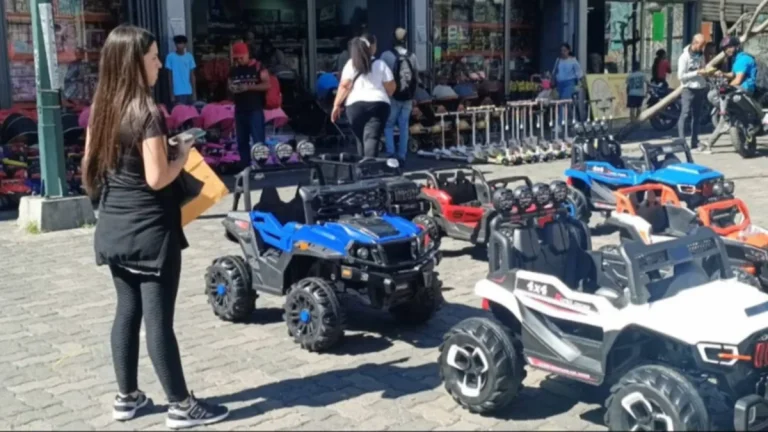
[207,179,442,352]
[564,136,731,223]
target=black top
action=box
[230,62,264,113]
[94,109,188,271]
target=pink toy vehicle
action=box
[200,103,239,171]
[170,104,202,134]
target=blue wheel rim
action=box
[565,202,577,218]
[299,309,311,324]
[216,284,227,296]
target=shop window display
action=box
[315,0,367,73]
[4,0,121,104]
[191,0,308,103]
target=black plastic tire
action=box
[389,277,440,325]
[649,113,677,132]
[605,364,727,431]
[439,317,526,414]
[205,255,256,322]
[284,277,345,352]
[730,122,757,158]
[412,214,441,245]
[566,185,592,224]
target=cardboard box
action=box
[181,148,229,226]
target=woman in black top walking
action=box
[82,25,228,430]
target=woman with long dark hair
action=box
[83,25,228,429]
[331,34,395,157]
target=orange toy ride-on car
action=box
[606,183,768,288]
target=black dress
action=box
[94,110,188,271]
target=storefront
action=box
[187,0,406,102]
[0,0,168,110]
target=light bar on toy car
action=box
[549,181,568,203]
[531,183,551,206]
[251,143,270,162]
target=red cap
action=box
[232,42,249,58]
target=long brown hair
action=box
[83,25,158,196]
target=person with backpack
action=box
[229,41,271,169]
[380,28,419,166]
[331,34,395,158]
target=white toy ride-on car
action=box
[439,216,768,431]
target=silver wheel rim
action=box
[445,344,489,398]
[620,392,675,431]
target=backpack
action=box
[391,49,417,101]
[253,61,282,109]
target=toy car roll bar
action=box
[231,163,321,212]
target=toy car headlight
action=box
[550,181,568,203]
[356,247,370,260]
[297,140,315,157]
[712,182,724,197]
[275,142,294,160]
[251,143,270,162]
[514,185,533,208]
[386,158,400,169]
[696,342,742,366]
[492,188,516,213]
[723,180,735,195]
[531,183,552,206]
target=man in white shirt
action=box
[676,34,708,149]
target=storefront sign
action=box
[38,3,60,90]
[585,73,630,120]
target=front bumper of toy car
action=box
[389,199,430,218]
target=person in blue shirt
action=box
[165,35,196,105]
[718,36,757,95]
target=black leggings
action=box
[346,101,390,157]
[109,250,189,403]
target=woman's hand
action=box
[331,105,343,123]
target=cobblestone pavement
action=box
[1,138,767,431]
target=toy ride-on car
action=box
[309,153,437,236]
[608,183,767,289]
[439,221,768,431]
[565,138,726,223]
[407,165,534,245]
[208,179,442,352]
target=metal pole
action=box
[0,0,12,109]
[307,0,317,92]
[31,0,68,197]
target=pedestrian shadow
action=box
[440,245,489,262]
[206,357,440,423]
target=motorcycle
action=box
[647,82,712,132]
[708,76,768,158]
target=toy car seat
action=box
[646,261,709,301]
[253,186,300,226]
[450,171,479,206]
[539,220,596,289]
[487,224,543,273]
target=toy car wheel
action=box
[408,137,420,153]
[566,186,591,224]
[284,277,345,352]
[439,317,525,414]
[205,256,255,322]
[605,364,722,431]
[413,214,440,244]
[390,277,440,325]
[730,121,757,159]
[733,267,761,289]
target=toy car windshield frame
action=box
[640,139,693,167]
[696,198,752,237]
[619,227,733,305]
[309,153,402,185]
[299,179,389,225]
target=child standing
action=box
[165,35,197,106]
[626,62,645,122]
